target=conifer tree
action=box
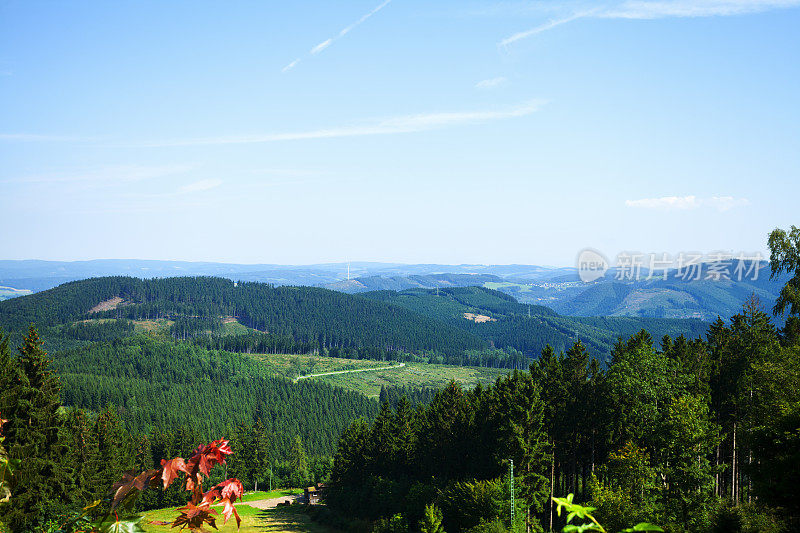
[0,330,11,402]
[419,503,445,533]
[289,435,308,486]
[2,326,74,532]
[62,408,100,504]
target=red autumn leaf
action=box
[185,472,202,494]
[184,440,233,479]
[218,478,243,501]
[212,439,233,457]
[172,502,218,532]
[160,457,187,490]
[219,498,240,527]
[196,478,243,529]
[199,487,221,508]
[231,506,241,529]
[111,469,160,510]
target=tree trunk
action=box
[714,445,720,497]
[549,450,555,532]
[732,421,737,503]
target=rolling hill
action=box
[0,277,710,366]
[360,286,709,360]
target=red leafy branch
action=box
[110,439,243,532]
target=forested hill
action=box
[361,286,709,357]
[0,277,709,364]
[0,276,486,356]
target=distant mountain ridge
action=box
[0,259,786,323]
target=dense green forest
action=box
[0,277,708,369]
[327,303,800,532]
[362,286,708,358]
[0,277,486,358]
[322,226,800,533]
[0,327,370,532]
[54,336,378,452]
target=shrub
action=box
[373,513,408,533]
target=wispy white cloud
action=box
[500,10,598,46]
[310,39,333,55]
[282,0,392,72]
[625,195,750,211]
[475,76,508,89]
[499,0,800,45]
[180,179,222,193]
[131,100,546,147]
[282,58,301,72]
[602,0,800,19]
[340,0,392,35]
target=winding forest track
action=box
[293,362,406,383]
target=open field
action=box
[294,362,405,382]
[315,361,511,397]
[222,318,253,335]
[245,352,398,382]
[133,319,175,334]
[244,353,510,397]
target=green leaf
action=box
[99,516,146,533]
[621,523,664,532]
[564,524,603,533]
[83,499,103,512]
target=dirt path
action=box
[293,362,406,383]
[238,493,303,509]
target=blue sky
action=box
[1,0,798,265]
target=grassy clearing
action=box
[132,319,174,334]
[140,502,332,533]
[315,361,510,397]
[238,489,303,503]
[221,319,253,336]
[484,281,532,291]
[243,352,509,397]
[246,352,397,381]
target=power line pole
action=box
[510,459,515,527]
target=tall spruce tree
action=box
[2,326,74,532]
[289,435,308,486]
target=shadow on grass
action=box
[252,507,333,533]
